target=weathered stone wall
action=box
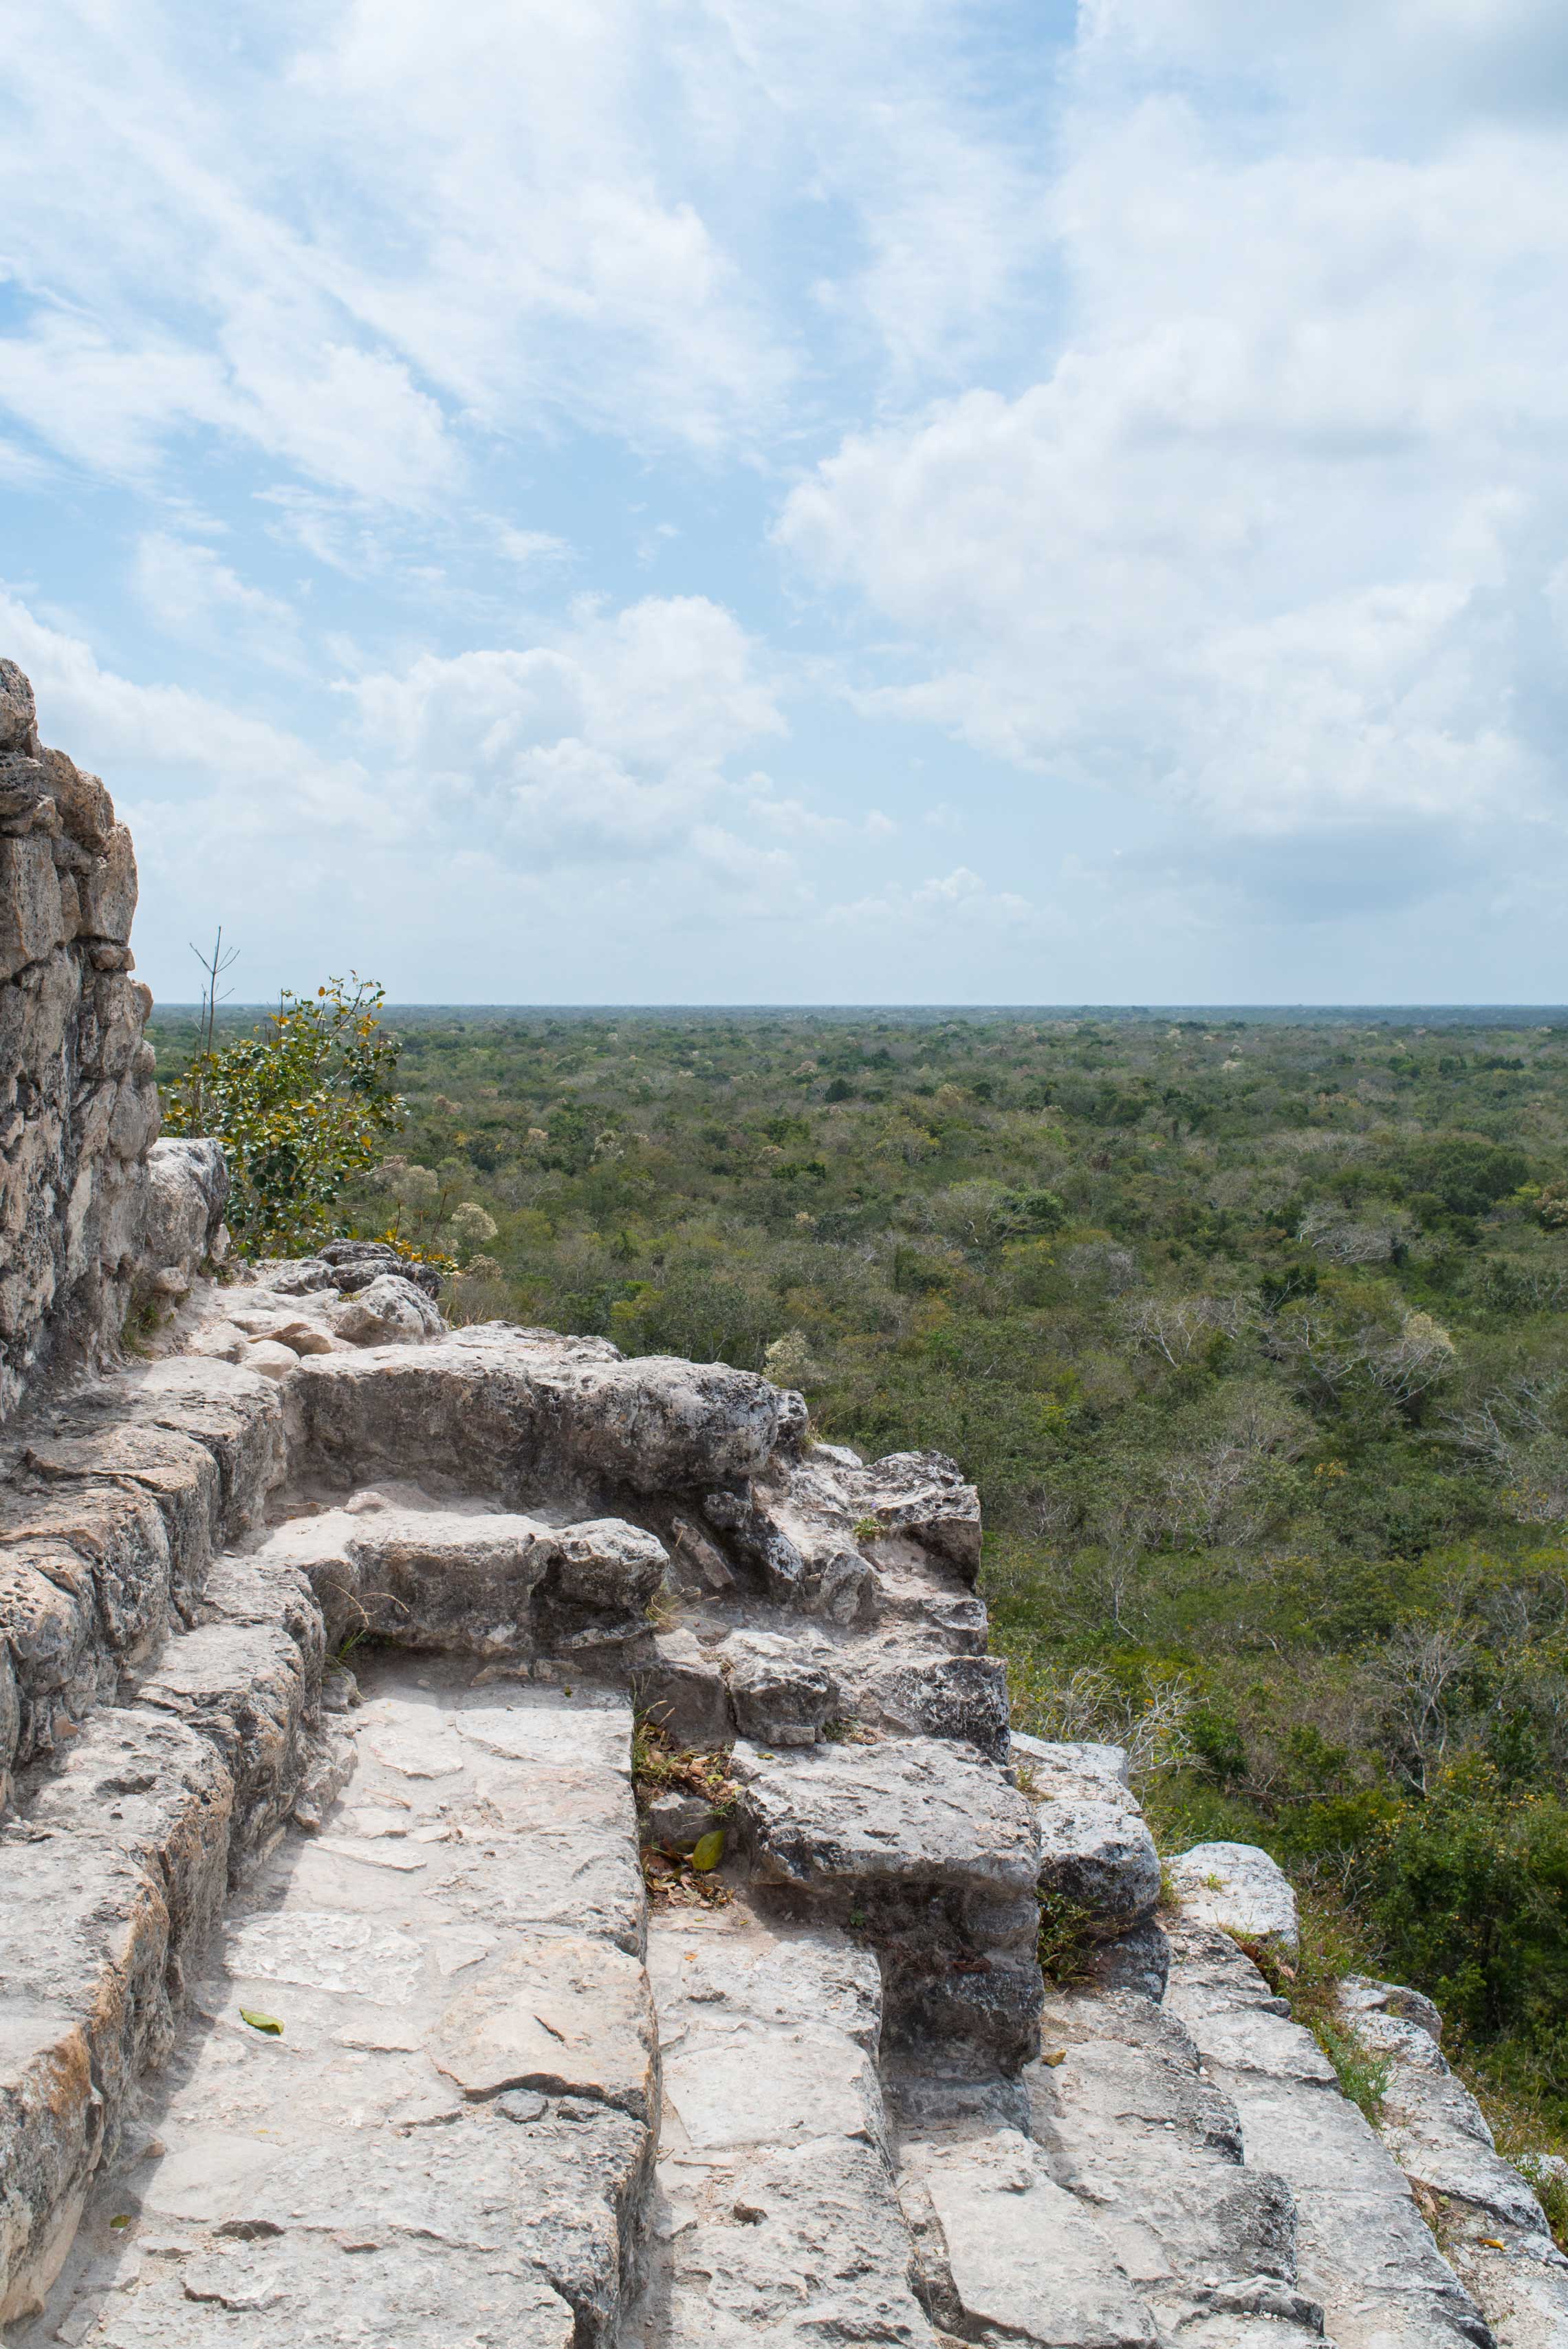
[0,662,220,1422]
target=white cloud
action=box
[494,526,572,570]
[778,0,1568,918]
[132,533,303,667]
[825,864,1034,930]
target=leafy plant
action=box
[163,978,404,1255]
[1037,1895,1100,1985]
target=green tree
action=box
[163,978,404,1255]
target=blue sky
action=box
[4,0,1568,1004]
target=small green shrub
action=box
[1037,1896,1099,1986]
[163,978,404,1255]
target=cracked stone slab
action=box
[900,2127,1160,2347]
[633,1912,935,2349]
[428,1934,657,2119]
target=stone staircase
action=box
[3,1256,1566,2348]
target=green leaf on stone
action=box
[690,1830,725,1873]
[240,2008,285,2036]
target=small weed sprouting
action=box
[644,1583,678,1632]
[1037,1896,1099,1987]
[1518,2154,1568,2253]
[851,1517,882,1545]
[1233,1902,1391,2129]
[1312,2015,1392,2126]
[824,1718,878,1745]
[1014,1761,1041,1797]
[122,1300,164,1358]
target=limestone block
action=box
[734,1735,1043,2064]
[1170,1841,1300,1955]
[0,835,64,981]
[1338,1973,1443,2044]
[857,1653,1010,1759]
[261,1255,336,1297]
[630,1629,733,1747]
[138,1139,228,1279]
[106,1073,157,1161]
[644,1788,719,1850]
[721,1627,836,1745]
[75,823,136,944]
[37,748,111,851]
[327,1271,444,1346]
[318,1235,443,1299]
[735,1735,1038,1901]
[1012,1732,1132,1795]
[244,1338,300,1381]
[812,1543,878,1623]
[900,2128,1157,2347]
[1358,2003,1550,2234]
[846,1449,982,1579]
[1036,1797,1162,1935]
[285,1327,787,1503]
[429,1934,657,2119]
[257,1503,556,1656]
[703,1487,805,1601]
[0,659,38,754]
[666,1513,736,1592]
[550,1517,668,1614]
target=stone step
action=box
[10,1654,655,2348]
[0,1356,287,1795]
[1337,1980,1568,2349]
[625,1909,937,2347]
[896,1978,1327,2349]
[1166,1919,1493,2349]
[730,1733,1043,2072]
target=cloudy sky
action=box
[3,0,1567,1004]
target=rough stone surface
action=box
[721,1627,836,1745]
[1167,1914,1492,2349]
[1340,1978,1568,2347]
[626,1916,937,2348]
[1036,1796,1162,1937]
[631,1629,734,1747]
[733,1735,1043,2068]
[327,1272,445,1346]
[0,674,176,1422]
[284,1326,790,1509]
[11,1665,651,2346]
[1169,1840,1300,1955]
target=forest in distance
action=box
[149,999,1568,2170]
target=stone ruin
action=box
[0,666,1565,2348]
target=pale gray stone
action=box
[631,1630,734,1749]
[643,1790,718,1850]
[1170,1841,1300,1955]
[1166,1920,1492,2349]
[733,1734,1043,2067]
[1036,1797,1162,1936]
[1012,1734,1131,1793]
[721,1628,836,1746]
[429,1935,657,2119]
[327,1273,444,1347]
